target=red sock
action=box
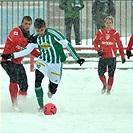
[18,90,27,96]
[99,75,106,86]
[107,77,114,91]
[9,82,18,105]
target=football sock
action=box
[35,86,44,108]
[9,82,18,105]
[107,77,114,91]
[99,75,106,86]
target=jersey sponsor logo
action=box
[16,45,24,50]
[41,42,50,50]
[102,41,113,45]
[14,31,18,35]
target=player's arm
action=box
[9,28,37,47]
[126,35,133,51]
[115,33,125,63]
[1,43,37,59]
[116,34,125,58]
[93,31,101,51]
[126,35,133,59]
[93,30,103,57]
[55,38,85,66]
[30,48,40,58]
[9,28,28,47]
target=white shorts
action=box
[35,59,63,84]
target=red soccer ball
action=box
[43,103,57,115]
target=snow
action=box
[0,55,133,133]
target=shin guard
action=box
[107,77,114,91]
[99,75,106,86]
[35,86,44,108]
[9,82,18,105]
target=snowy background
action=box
[0,53,133,133]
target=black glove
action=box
[73,7,81,11]
[126,51,131,59]
[27,34,37,43]
[121,58,126,64]
[1,54,14,60]
[77,58,85,66]
[98,50,103,56]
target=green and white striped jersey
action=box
[37,28,80,63]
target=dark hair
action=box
[34,18,46,29]
[21,16,32,23]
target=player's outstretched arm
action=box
[1,43,37,60]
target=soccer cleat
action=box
[106,90,111,95]
[37,107,44,112]
[47,91,53,98]
[47,85,53,98]
[101,85,107,94]
[12,104,20,112]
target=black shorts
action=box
[98,58,116,77]
[1,61,28,92]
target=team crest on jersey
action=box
[41,42,50,50]
[14,31,18,35]
[106,34,110,40]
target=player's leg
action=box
[65,18,72,43]
[35,69,44,109]
[1,61,19,107]
[73,18,81,45]
[98,58,107,94]
[107,58,116,94]
[47,63,62,98]
[48,81,58,98]
[17,64,28,96]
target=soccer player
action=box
[93,16,125,94]
[1,18,85,110]
[1,16,39,111]
[126,35,133,59]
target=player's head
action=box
[34,18,46,37]
[104,16,114,30]
[104,16,114,23]
[21,16,32,32]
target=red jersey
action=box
[1,26,39,64]
[94,28,125,59]
[126,35,133,51]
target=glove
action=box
[77,58,85,66]
[121,58,126,64]
[98,50,103,56]
[1,54,14,60]
[27,34,37,43]
[126,51,131,59]
[73,7,81,11]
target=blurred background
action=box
[0,0,132,46]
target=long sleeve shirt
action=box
[93,28,125,59]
